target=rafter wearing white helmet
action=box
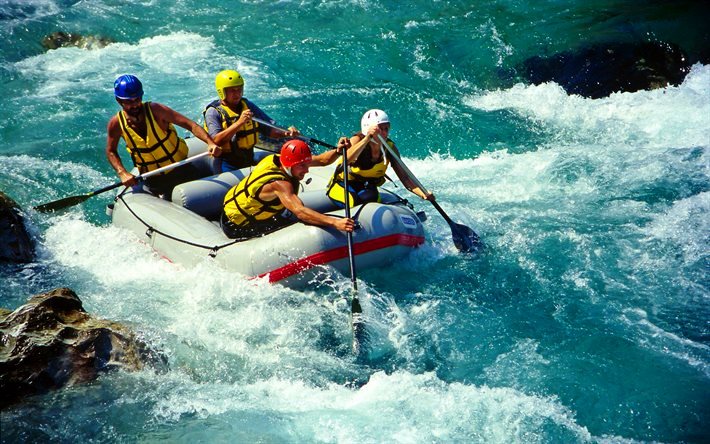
[360,109,390,135]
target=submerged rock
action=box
[0,191,35,263]
[520,41,692,98]
[41,31,114,50]
[0,288,166,409]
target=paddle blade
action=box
[34,179,124,213]
[450,222,483,253]
[351,294,365,354]
[34,194,91,213]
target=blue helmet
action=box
[114,74,143,100]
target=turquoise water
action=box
[1,0,709,442]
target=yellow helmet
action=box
[215,69,244,100]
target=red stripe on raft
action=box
[258,233,424,283]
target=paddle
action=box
[256,116,364,351]
[251,117,338,150]
[341,143,364,354]
[34,151,210,213]
[376,134,482,252]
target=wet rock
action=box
[41,31,114,51]
[520,41,692,98]
[0,191,35,263]
[0,288,166,409]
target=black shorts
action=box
[144,164,201,199]
[221,212,295,240]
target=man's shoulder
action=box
[265,176,295,194]
[146,101,170,117]
[107,113,122,133]
[147,101,168,112]
[204,105,222,118]
[203,99,221,111]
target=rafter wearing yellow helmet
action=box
[202,69,301,174]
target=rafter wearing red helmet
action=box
[221,139,355,239]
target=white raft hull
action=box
[111,140,426,288]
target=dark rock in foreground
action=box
[520,41,692,98]
[0,288,166,409]
[0,191,35,263]
[41,31,114,50]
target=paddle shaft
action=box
[342,148,358,292]
[252,117,338,150]
[376,134,430,194]
[95,150,211,194]
[261,114,366,348]
[376,134,481,252]
[342,147,364,354]
[132,151,211,182]
[35,151,210,212]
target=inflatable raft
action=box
[110,139,427,288]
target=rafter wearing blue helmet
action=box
[114,74,144,100]
[105,74,222,199]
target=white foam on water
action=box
[44,218,175,286]
[142,369,608,443]
[386,147,564,257]
[1,155,110,206]
[0,0,60,28]
[483,338,551,390]
[420,95,468,123]
[13,32,215,99]
[404,18,442,29]
[484,20,515,67]
[1,3,706,442]
[41,215,362,380]
[38,204,606,443]
[412,44,432,80]
[10,31,268,119]
[464,64,710,149]
[620,308,710,378]
[642,191,710,265]
[399,124,707,261]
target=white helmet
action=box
[360,109,390,135]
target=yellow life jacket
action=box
[327,137,397,206]
[117,102,189,174]
[223,155,299,227]
[202,99,259,154]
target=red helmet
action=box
[280,140,312,168]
